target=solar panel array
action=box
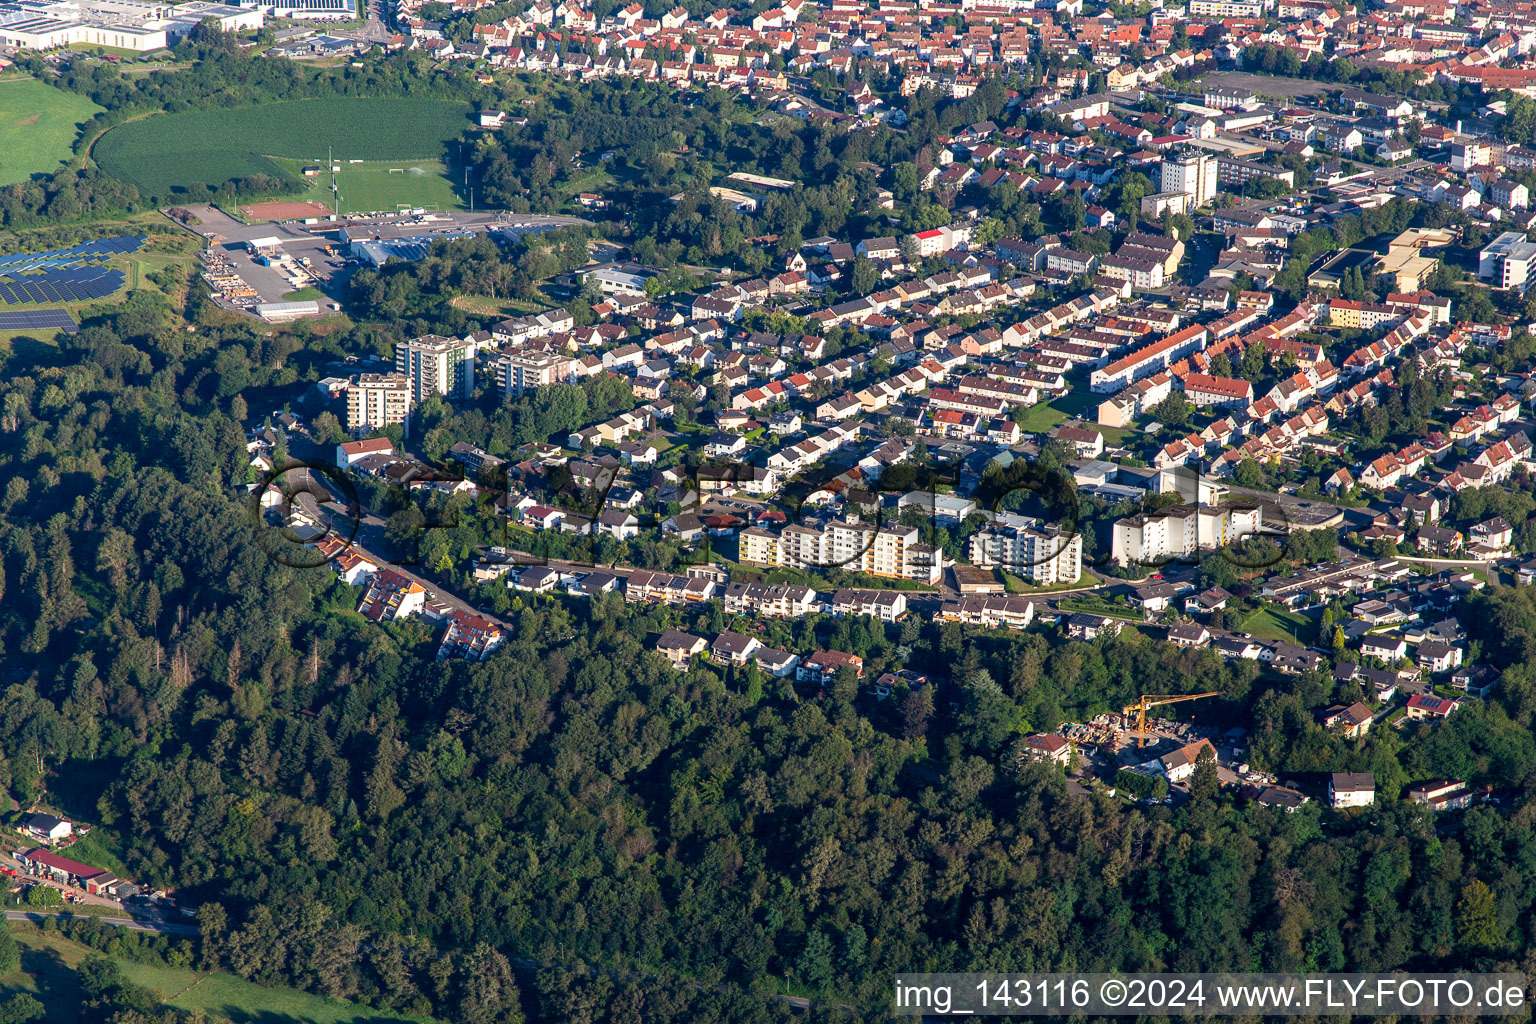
[0,309,78,333]
[0,234,143,307]
[0,234,146,274]
[0,266,125,305]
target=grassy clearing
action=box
[56,829,129,879]
[1394,557,1491,583]
[271,157,464,215]
[1002,572,1088,594]
[2,926,439,1024]
[131,965,437,1024]
[95,98,472,197]
[0,78,105,185]
[66,42,168,58]
[448,294,545,317]
[1237,606,1310,643]
[1017,390,1100,434]
[1058,596,1143,621]
[556,167,614,201]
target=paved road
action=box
[274,463,516,630]
[4,910,198,936]
[356,0,393,43]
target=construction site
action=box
[1051,690,1273,799]
[1061,691,1223,755]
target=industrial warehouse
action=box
[0,0,260,50]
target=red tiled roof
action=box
[22,848,107,879]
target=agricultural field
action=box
[0,78,105,185]
[93,98,473,197]
[3,925,439,1024]
[271,157,464,215]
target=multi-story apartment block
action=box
[495,351,572,397]
[1479,231,1536,293]
[346,373,412,435]
[1110,503,1263,566]
[1160,149,1218,208]
[1215,157,1295,190]
[396,333,476,401]
[740,520,942,583]
[968,519,1083,584]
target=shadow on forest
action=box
[205,1007,428,1024]
[13,944,81,1021]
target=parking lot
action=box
[178,204,591,316]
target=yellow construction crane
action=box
[1121,692,1222,747]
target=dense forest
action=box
[4,279,1536,1024]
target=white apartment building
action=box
[1160,150,1218,208]
[1329,772,1375,808]
[1100,253,1164,291]
[1110,503,1263,566]
[346,373,412,434]
[1450,140,1488,173]
[397,333,476,401]
[741,520,942,583]
[1479,231,1536,293]
[1191,4,1264,22]
[1181,373,1253,408]
[496,351,572,397]
[968,521,1083,584]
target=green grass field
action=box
[0,78,105,185]
[1017,390,1100,435]
[448,294,546,317]
[55,829,128,879]
[1238,606,1310,643]
[94,98,472,197]
[1057,597,1144,622]
[272,157,464,214]
[3,926,438,1024]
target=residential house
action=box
[796,649,865,685]
[656,629,707,669]
[1320,702,1373,739]
[1024,733,1072,765]
[1406,692,1458,721]
[1329,771,1375,808]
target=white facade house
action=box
[1329,772,1375,808]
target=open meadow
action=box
[2,925,439,1024]
[0,78,104,185]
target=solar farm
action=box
[0,234,142,305]
[0,309,78,333]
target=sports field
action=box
[0,78,105,185]
[271,157,464,215]
[94,97,473,197]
